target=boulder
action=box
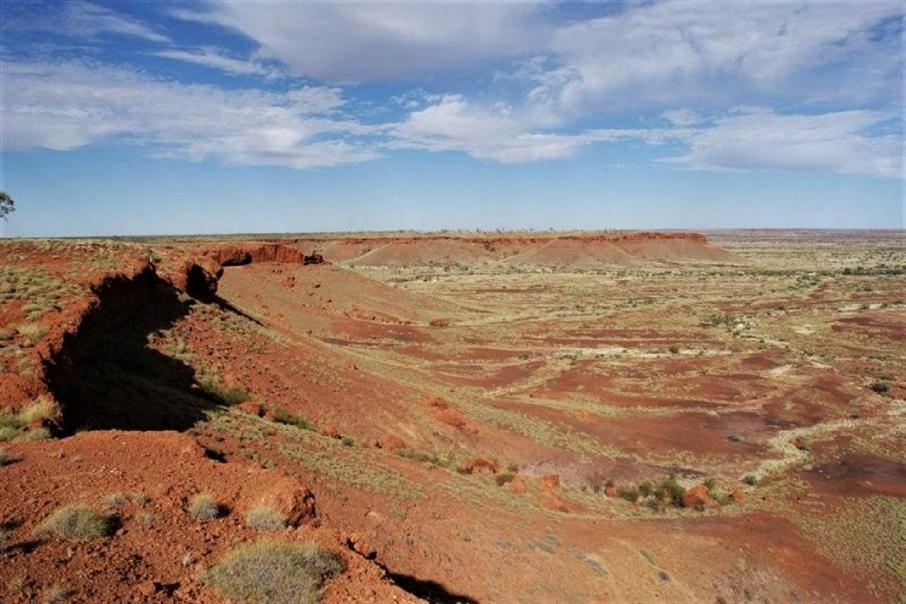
[682,484,715,510]
[254,479,317,527]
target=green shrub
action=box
[245,507,287,532]
[204,539,343,604]
[188,492,222,520]
[494,472,516,487]
[0,448,8,466]
[34,504,112,540]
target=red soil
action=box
[0,431,414,603]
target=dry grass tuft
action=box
[204,538,343,604]
[33,504,112,540]
[188,492,222,520]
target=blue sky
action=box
[1,1,903,236]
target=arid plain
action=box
[0,230,903,603]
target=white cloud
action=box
[64,1,170,42]
[543,0,903,113]
[388,96,901,178]
[662,109,701,127]
[151,47,278,78]
[0,59,378,168]
[664,109,902,178]
[173,1,546,82]
[2,59,898,177]
[389,95,587,163]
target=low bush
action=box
[245,506,287,532]
[204,539,343,604]
[33,504,112,540]
[870,381,890,395]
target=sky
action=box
[0,0,903,236]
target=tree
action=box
[0,192,14,221]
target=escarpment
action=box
[9,243,321,432]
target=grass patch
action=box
[34,504,112,540]
[246,506,287,532]
[204,539,343,604]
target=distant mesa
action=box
[310,231,736,268]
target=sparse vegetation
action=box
[34,504,112,540]
[246,506,287,532]
[188,492,222,520]
[204,539,343,604]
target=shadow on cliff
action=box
[44,268,228,433]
